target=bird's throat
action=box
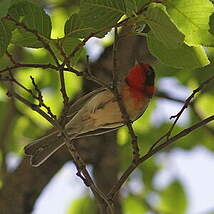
[128,87,144,101]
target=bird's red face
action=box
[125,62,155,98]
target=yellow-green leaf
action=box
[143,3,185,49]
[165,0,214,47]
[147,32,210,69]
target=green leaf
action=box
[165,0,214,47]
[9,1,52,37]
[143,3,185,49]
[80,0,125,28]
[65,0,126,38]
[11,29,44,48]
[123,195,147,214]
[193,63,214,85]
[124,0,149,15]
[8,1,52,48]
[66,196,96,214]
[65,14,96,38]
[0,0,12,18]
[124,0,138,14]
[147,32,210,69]
[159,180,187,214]
[135,0,149,11]
[0,19,12,57]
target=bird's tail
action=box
[24,131,64,167]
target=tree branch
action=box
[157,90,214,136]
[150,75,214,151]
[55,41,70,119]
[111,27,140,162]
[168,75,214,138]
[108,115,214,199]
[0,61,82,76]
[2,71,114,214]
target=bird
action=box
[24,62,155,167]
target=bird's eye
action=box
[145,66,155,86]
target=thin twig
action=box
[156,90,214,136]
[55,40,70,115]
[30,76,57,119]
[56,39,70,68]
[61,136,114,214]
[30,76,43,106]
[149,75,214,152]
[0,63,82,75]
[168,75,214,139]
[112,27,140,162]
[7,71,37,99]
[1,71,57,120]
[108,115,214,199]
[155,91,184,103]
[7,90,60,128]
[59,70,69,115]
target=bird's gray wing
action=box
[76,125,123,139]
[67,87,106,119]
